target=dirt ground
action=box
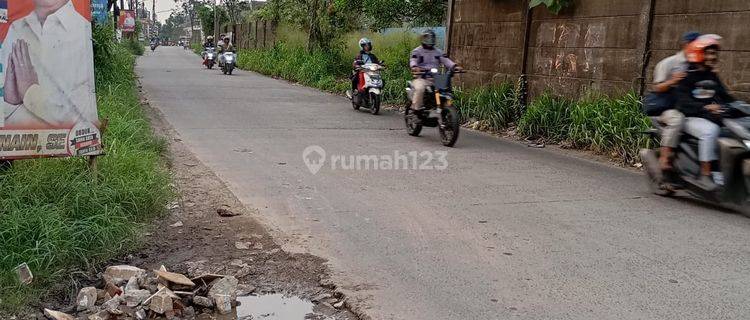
[10,86,361,320]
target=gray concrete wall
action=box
[449,0,750,100]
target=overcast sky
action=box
[152,0,266,23]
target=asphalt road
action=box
[137,47,750,320]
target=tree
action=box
[195,3,229,37]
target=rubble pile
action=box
[43,265,243,320]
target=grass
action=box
[235,26,420,104]
[456,82,522,131]
[0,24,171,311]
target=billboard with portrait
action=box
[0,0,102,160]
[118,9,134,32]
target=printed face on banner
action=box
[118,10,134,32]
[0,0,102,159]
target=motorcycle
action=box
[349,62,385,115]
[150,43,157,52]
[404,68,464,147]
[640,101,750,215]
[203,47,216,69]
[221,51,236,75]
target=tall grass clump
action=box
[124,38,144,56]
[518,93,572,142]
[569,92,652,162]
[456,82,521,130]
[0,23,171,310]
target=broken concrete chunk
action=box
[43,309,75,320]
[234,242,251,250]
[87,310,111,320]
[190,274,224,286]
[125,276,140,292]
[192,295,213,308]
[213,294,233,315]
[76,287,98,311]
[135,309,147,320]
[154,269,196,287]
[149,290,174,314]
[208,276,239,301]
[103,265,145,286]
[102,295,123,314]
[123,289,151,307]
[217,206,240,217]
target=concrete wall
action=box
[223,21,276,50]
[449,0,750,100]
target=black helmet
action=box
[421,29,436,47]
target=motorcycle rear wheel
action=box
[439,106,460,147]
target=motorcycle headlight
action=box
[226,56,234,61]
[744,140,750,149]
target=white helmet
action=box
[359,37,372,50]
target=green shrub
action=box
[456,82,521,130]
[569,92,651,162]
[0,24,171,310]
[518,93,572,142]
[124,38,144,56]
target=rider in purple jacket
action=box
[409,30,461,110]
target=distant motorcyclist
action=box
[348,37,381,100]
[674,34,734,189]
[409,30,461,110]
[218,36,235,53]
[203,35,215,49]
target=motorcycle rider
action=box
[347,38,381,101]
[409,30,461,111]
[218,36,235,66]
[203,35,214,49]
[674,34,734,189]
[651,31,701,171]
[202,36,215,66]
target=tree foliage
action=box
[529,0,572,14]
[254,0,446,51]
[361,0,446,30]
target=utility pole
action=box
[213,0,218,42]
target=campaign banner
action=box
[0,0,102,160]
[91,0,107,24]
[118,9,134,32]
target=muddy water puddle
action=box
[213,293,332,320]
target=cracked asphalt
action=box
[137,47,750,320]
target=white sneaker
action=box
[712,172,725,186]
[345,90,353,100]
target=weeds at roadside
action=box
[0,24,171,312]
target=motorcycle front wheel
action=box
[369,93,380,115]
[438,106,460,147]
[405,105,422,137]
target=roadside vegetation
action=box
[0,24,171,310]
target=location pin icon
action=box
[303,145,326,175]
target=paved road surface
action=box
[137,47,750,320]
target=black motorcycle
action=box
[404,68,464,147]
[640,101,750,215]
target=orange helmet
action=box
[685,34,722,63]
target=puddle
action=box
[235,294,315,319]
